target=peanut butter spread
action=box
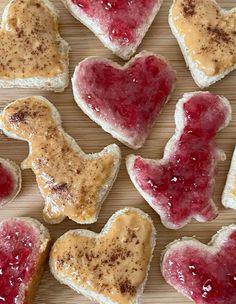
[1,97,115,223]
[51,210,153,304]
[172,0,236,76]
[0,0,63,79]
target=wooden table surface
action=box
[0,0,236,303]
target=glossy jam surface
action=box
[72,0,158,45]
[76,55,175,141]
[51,210,153,304]
[0,219,39,304]
[163,229,236,304]
[0,163,14,201]
[132,93,229,228]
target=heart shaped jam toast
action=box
[169,0,236,88]
[0,158,21,206]
[222,146,236,209]
[162,224,236,304]
[72,52,176,149]
[127,92,231,229]
[50,208,156,304]
[0,0,69,91]
[62,0,162,59]
[0,217,50,304]
[0,96,121,224]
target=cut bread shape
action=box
[161,224,236,304]
[126,92,231,229]
[0,217,51,304]
[50,207,156,304]
[169,0,236,88]
[72,51,176,149]
[0,158,21,206]
[0,0,69,91]
[222,146,236,209]
[62,0,163,59]
[0,96,121,224]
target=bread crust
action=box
[49,207,156,304]
[0,0,70,92]
[168,0,236,88]
[222,146,236,209]
[62,0,163,60]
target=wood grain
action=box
[0,0,236,303]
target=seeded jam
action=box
[0,219,39,303]
[131,92,229,228]
[0,163,14,202]
[72,0,157,45]
[76,54,176,147]
[162,229,236,304]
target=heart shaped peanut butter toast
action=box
[169,0,236,88]
[127,92,231,229]
[0,0,69,91]
[50,208,156,304]
[162,224,236,304]
[72,52,176,149]
[0,217,50,304]
[0,96,121,224]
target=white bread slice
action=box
[72,51,176,150]
[169,0,236,88]
[62,0,163,60]
[0,96,121,224]
[222,146,236,209]
[126,92,232,229]
[0,157,21,206]
[161,224,236,302]
[50,207,156,304]
[0,0,69,92]
[0,217,51,304]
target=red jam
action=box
[131,92,229,228]
[72,0,158,45]
[76,54,175,140]
[0,163,14,202]
[162,229,236,304]
[0,219,39,304]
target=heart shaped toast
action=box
[72,52,176,149]
[62,0,163,59]
[0,96,121,224]
[127,92,231,229]
[50,208,156,304]
[0,217,50,304]
[0,0,69,91]
[0,158,21,206]
[169,0,236,88]
[162,224,236,304]
[222,146,236,210]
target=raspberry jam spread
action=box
[0,218,39,304]
[71,0,158,46]
[128,92,230,228]
[0,163,14,201]
[162,226,236,304]
[74,53,176,148]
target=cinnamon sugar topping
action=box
[172,0,236,76]
[51,210,153,304]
